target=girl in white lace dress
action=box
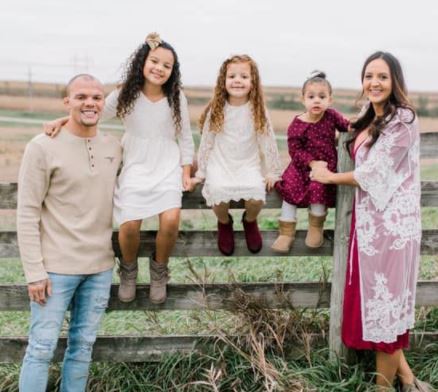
[194,55,281,256]
[44,34,195,306]
[312,52,430,391]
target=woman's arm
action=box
[311,166,358,187]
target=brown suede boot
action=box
[305,213,327,248]
[271,220,297,253]
[118,259,138,303]
[402,379,436,392]
[149,255,170,304]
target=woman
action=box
[311,51,433,391]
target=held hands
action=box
[43,117,69,137]
[28,278,52,305]
[265,178,277,192]
[183,174,203,192]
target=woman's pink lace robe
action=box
[352,108,421,343]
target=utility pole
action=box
[27,65,33,113]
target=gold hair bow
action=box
[145,32,162,50]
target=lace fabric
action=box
[195,104,281,206]
[353,108,421,343]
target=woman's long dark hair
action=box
[116,40,182,131]
[346,51,415,155]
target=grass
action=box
[0,124,437,390]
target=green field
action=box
[0,110,437,391]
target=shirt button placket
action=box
[87,139,95,171]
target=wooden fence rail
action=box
[0,132,436,362]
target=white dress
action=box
[103,89,194,225]
[196,103,281,206]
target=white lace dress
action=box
[103,89,194,225]
[195,103,281,206]
[352,108,421,343]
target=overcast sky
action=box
[1,0,437,91]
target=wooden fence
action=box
[0,132,437,362]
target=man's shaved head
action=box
[65,74,103,96]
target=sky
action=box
[1,0,438,91]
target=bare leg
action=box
[155,208,180,263]
[397,350,415,386]
[376,349,402,390]
[244,199,263,222]
[119,220,142,263]
[213,202,231,224]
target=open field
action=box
[0,83,437,390]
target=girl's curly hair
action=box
[199,54,267,134]
[116,40,182,131]
[346,51,416,155]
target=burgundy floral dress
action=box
[275,108,349,207]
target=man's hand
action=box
[28,279,52,305]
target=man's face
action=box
[64,78,105,127]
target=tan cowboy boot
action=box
[402,379,436,392]
[305,212,327,248]
[271,220,297,253]
[118,259,138,303]
[149,255,170,304]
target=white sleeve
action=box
[354,115,417,211]
[256,115,282,182]
[101,89,119,122]
[195,113,216,180]
[176,92,195,166]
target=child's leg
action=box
[149,208,180,304]
[309,203,326,217]
[213,202,231,223]
[118,219,142,302]
[243,199,263,221]
[119,219,143,263]
[271,201,297,253]
[280,200,297,222]
[156,207,180,263]
[306,204,327,248]
[242,199,264,253]
[213,202,234,256]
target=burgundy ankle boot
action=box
[242,212,263,253]
[217,214,234,256]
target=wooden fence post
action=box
[329,133,355,361]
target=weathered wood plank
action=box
[0,331,436,363]
[0,281,436,312]
[0,282,331,311]
[2,180,438,210]
[0,230,335,258]
[2,229,438,259]
[420,132,438,159]
[330,134,359,360]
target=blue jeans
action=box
[19,269,113,392]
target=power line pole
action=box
[27,65,33,113]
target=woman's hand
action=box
[44,116,69,137]
[309,160,328,170]
[310,166,334,184]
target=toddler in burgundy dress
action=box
[272,71,349,252]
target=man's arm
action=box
[17,139,52,304]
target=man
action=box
[17,74,122,391]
